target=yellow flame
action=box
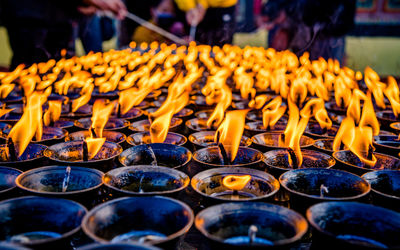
[222,175,251,191]
[262,96,286,129]
[91,99,116,138]
[7,91,47,156]
[85,137,106,160]
[214,109,249,162]
[384,76,400,117]
[43,100,62,126]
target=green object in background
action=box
[0,27,399,77]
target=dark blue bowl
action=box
[307,201,400,249]
[0,196,87,248]
[127,132,187,147]
[104,165,189,197]
[280,168,370,213]
[195,202,308,248]
[77,242,161,250]
[362,170,400,211]
[16,166,104,207]
[82,196,193,248]
[119,143,192,170]
[0,166,21,199]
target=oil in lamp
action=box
[77,242,161,250]
[304,122,339,139]
[195,202,308,248]
[16,165,104,208]
[194,109,213,119]
[251,131,314,152]
[189,131,251,150]
[129,118,182,133]
[0,166,21,199]
[119,143,192,170]
[75,117,130,134]
[307,202,400,249]
[0,196,87,248]
[103,165,189,197]
[191,167,279,206]
[280,168,370,213]
[126,132,186,147]
[185,118,217,135]
[45,140,122,170]
[81,196,193,248]
[313,138,335,155]
[362,170,400,211]
[66,130,126,146]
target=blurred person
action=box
[259,0,356,64]
[175,0,237,45]
[2,0,126,69]
[132,0,185,44]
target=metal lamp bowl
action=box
[119,143,192,170]
[191,167,279,202]
[0,196,87,248]
[82,196,193,247]
[195,202,308,248]
[127,132,186,146]
[307,201,400,249]
[104,165,189,196]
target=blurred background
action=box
[0,0,399,76]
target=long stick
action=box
[125,12,188,45]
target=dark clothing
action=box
[2,0,81,69]
[195,5,236,46]
[262,0,356,63]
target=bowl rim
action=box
[103,165,190,195]
[0,144,47,164]
[361,170,400,201]
[44,141,123,163]
[188,131,251,148]
[66,130,126,144]
[195,202,308,247]
[76,242,161,250]
[306,201,400,248]
[128,118,182,132]
[0,195,87,246]
[126,132,187,146]
[81,196,194,245]
[251,132,315,149]
[118,143,192,168]
[16,165,104,195]
[193,146,264,168]
[263,149,336,171]
[279,168,371,201]
[74,117,130,131]
[332,150,400,171]
[191,166,280,202]
[0,166,22,194]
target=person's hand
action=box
[186,4,206,26]
[84,0,127,19]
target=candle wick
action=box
[82,140,89,161]
[248,225,258,245]
[90,127,97,138]
[287,147,298,169]
[218,142,230,165]
[6,138,17,162]
[231,190,239,200]
[62,166,71,192]
[320,184,329,198]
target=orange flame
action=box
[222,175,251,191]
[384,76,400,117]
[71,82,94,112]
[300,98,332,129]
[43,100,62,126]
[214,109,249,162]
[91,99,116,138]
[262,96,287,129]
[364,66,386,109]
[0,84,15,99]
[84,136,106,160]
[7,91,48,156]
